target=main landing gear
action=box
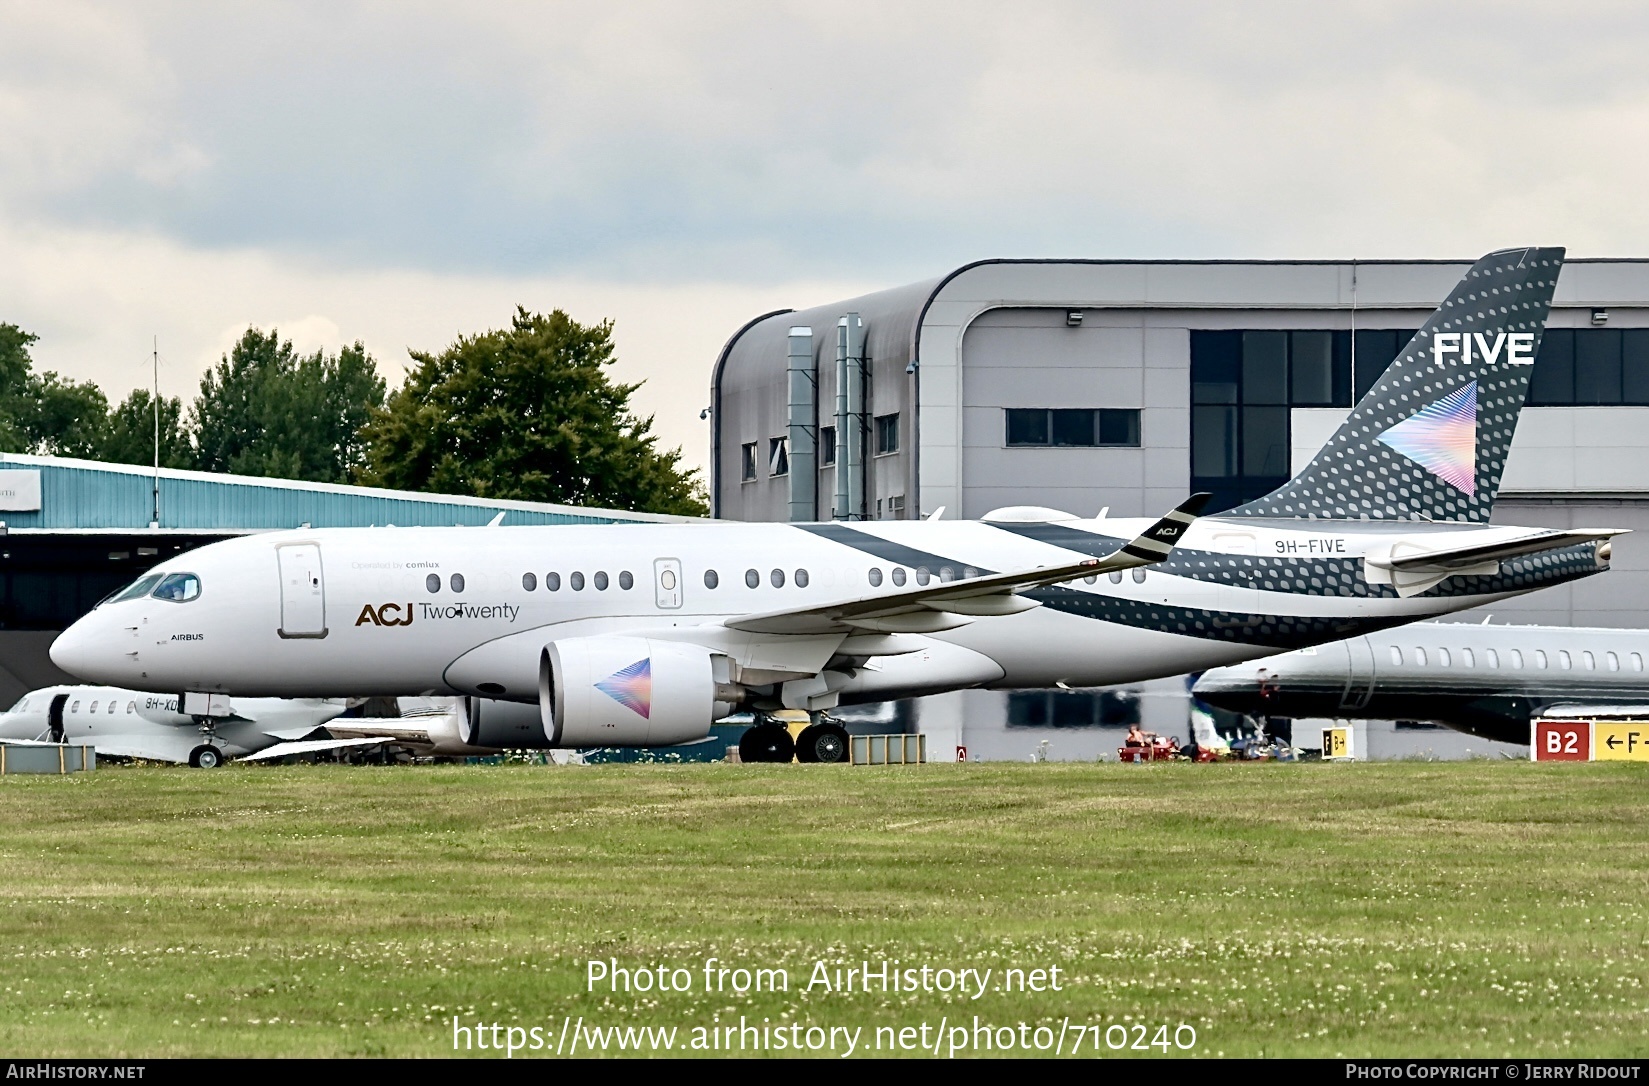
[738,715,850,764]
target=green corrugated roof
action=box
[0,454,695,531]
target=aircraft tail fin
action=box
[1229,246,1565,522]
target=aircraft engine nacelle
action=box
[462,696,551,749]
[541,636,740,747]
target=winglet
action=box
[1119,492,1211,563]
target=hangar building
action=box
[0,453,687,704]
[709,257,1649,759]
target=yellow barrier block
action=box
[1593,723,1649,761]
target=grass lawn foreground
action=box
[0,761,1645,1058]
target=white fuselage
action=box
[0,685,347,761]
[48,514,1606,705]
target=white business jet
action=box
[50,247,1626,762]
[0,686,378,767]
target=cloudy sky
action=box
[4,1,1647,472]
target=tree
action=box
[0,325,39,452]
[358,307,706,516]
[0,323,111,457]
[191,328,386,482]
[98,389,193,469]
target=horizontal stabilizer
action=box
[1364,527,1624,596]
[727,493,1209,636]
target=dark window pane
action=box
[1050,691,1097,727]
[1331,330,1352,406]
[1530,329,1574,405]
[1575,329,1622,405]
[1192,405,1238,477]
[740,442,758,480]
[1289,331,1335,406]
[1190,331,1240,404]
[1353,330,1399,402]
[1096,409,1140,446]
[1241,331,1287,404]
[1005,408,1049,446]
[1624,331,1649,404]
[1006,692,1049,727]
[1098,691,1141,726]
[819,426,836,465]
[1242,406,1290,477]
[875,413,900,454]
[768,436,788,476]
[1050,409,1095,446]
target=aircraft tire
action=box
[739,723,794,764]
[795,723,849,764]
[189,744,224,769]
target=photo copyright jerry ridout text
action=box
[452,1015,1197,1057]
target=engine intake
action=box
[541,636,739,747]
[462,697,549,749]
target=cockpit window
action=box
[152,573,202,603]
[106,573,165,605]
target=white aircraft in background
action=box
[51,247,1628,763]
[0,686,383,768]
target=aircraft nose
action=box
[50,618,112,681]
[1191,666,1261,710]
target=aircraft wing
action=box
[1374,528,1628,572]
[240,736,401,762]
[726,493,1210,636]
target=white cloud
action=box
[0,218,869,475]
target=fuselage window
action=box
[939,566,955,582]
[1536,650,1548,669]
[1437,648,1451,667]
[1511,649,1524,669]
[1607,652,1620,672]
[107,702,115,714]
[794,569,809,588]
[126,702,135,713]
[770,569,786,588]
[1108,571,1123,584]
[89,701,98,713]
[522,572,537,592]
[1486,649,1499,669]
[1461,649,1474,668]
[1414,648,1427,666]
[570,572,585,591]
[1132,568,1147,583]
[1559,650,1572,670]
[547,572,561,592]
[1634,653,1645,672]
[427,573,441,593]
[745,569,759,589]
[152,573,201,602]
[1083,574,1096,585]
[450,573,466,593]
[619,571,634,590]
[1583,651,1596,671]
[703,569,719,589]
[868,568,883,587]
[71,701,80,713]
[892,568,907,587]
[964,566,980,579]
[1389,646,1402,666]
[915,567,932,586]
[594,571,609,591]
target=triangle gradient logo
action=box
[594,658,652,719]
[1375,380,1478,496]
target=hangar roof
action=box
[0,453,693,531]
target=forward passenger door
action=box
[277,543,328,638]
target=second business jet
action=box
[49,247,1626,761]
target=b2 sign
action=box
[1532,721,1589,762]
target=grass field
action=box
[1,761,1647,1058]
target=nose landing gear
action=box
[188,744,224,769]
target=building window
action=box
[1004,408,1140,448]
[1527,329,1649,405]
[741,442,758,481]
[1005,690,1141,728]
[1190,328,1416,512]
[875,413,900,455]
[886,494,905,520]
[769,436,789,477]
[819,426,836,465]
